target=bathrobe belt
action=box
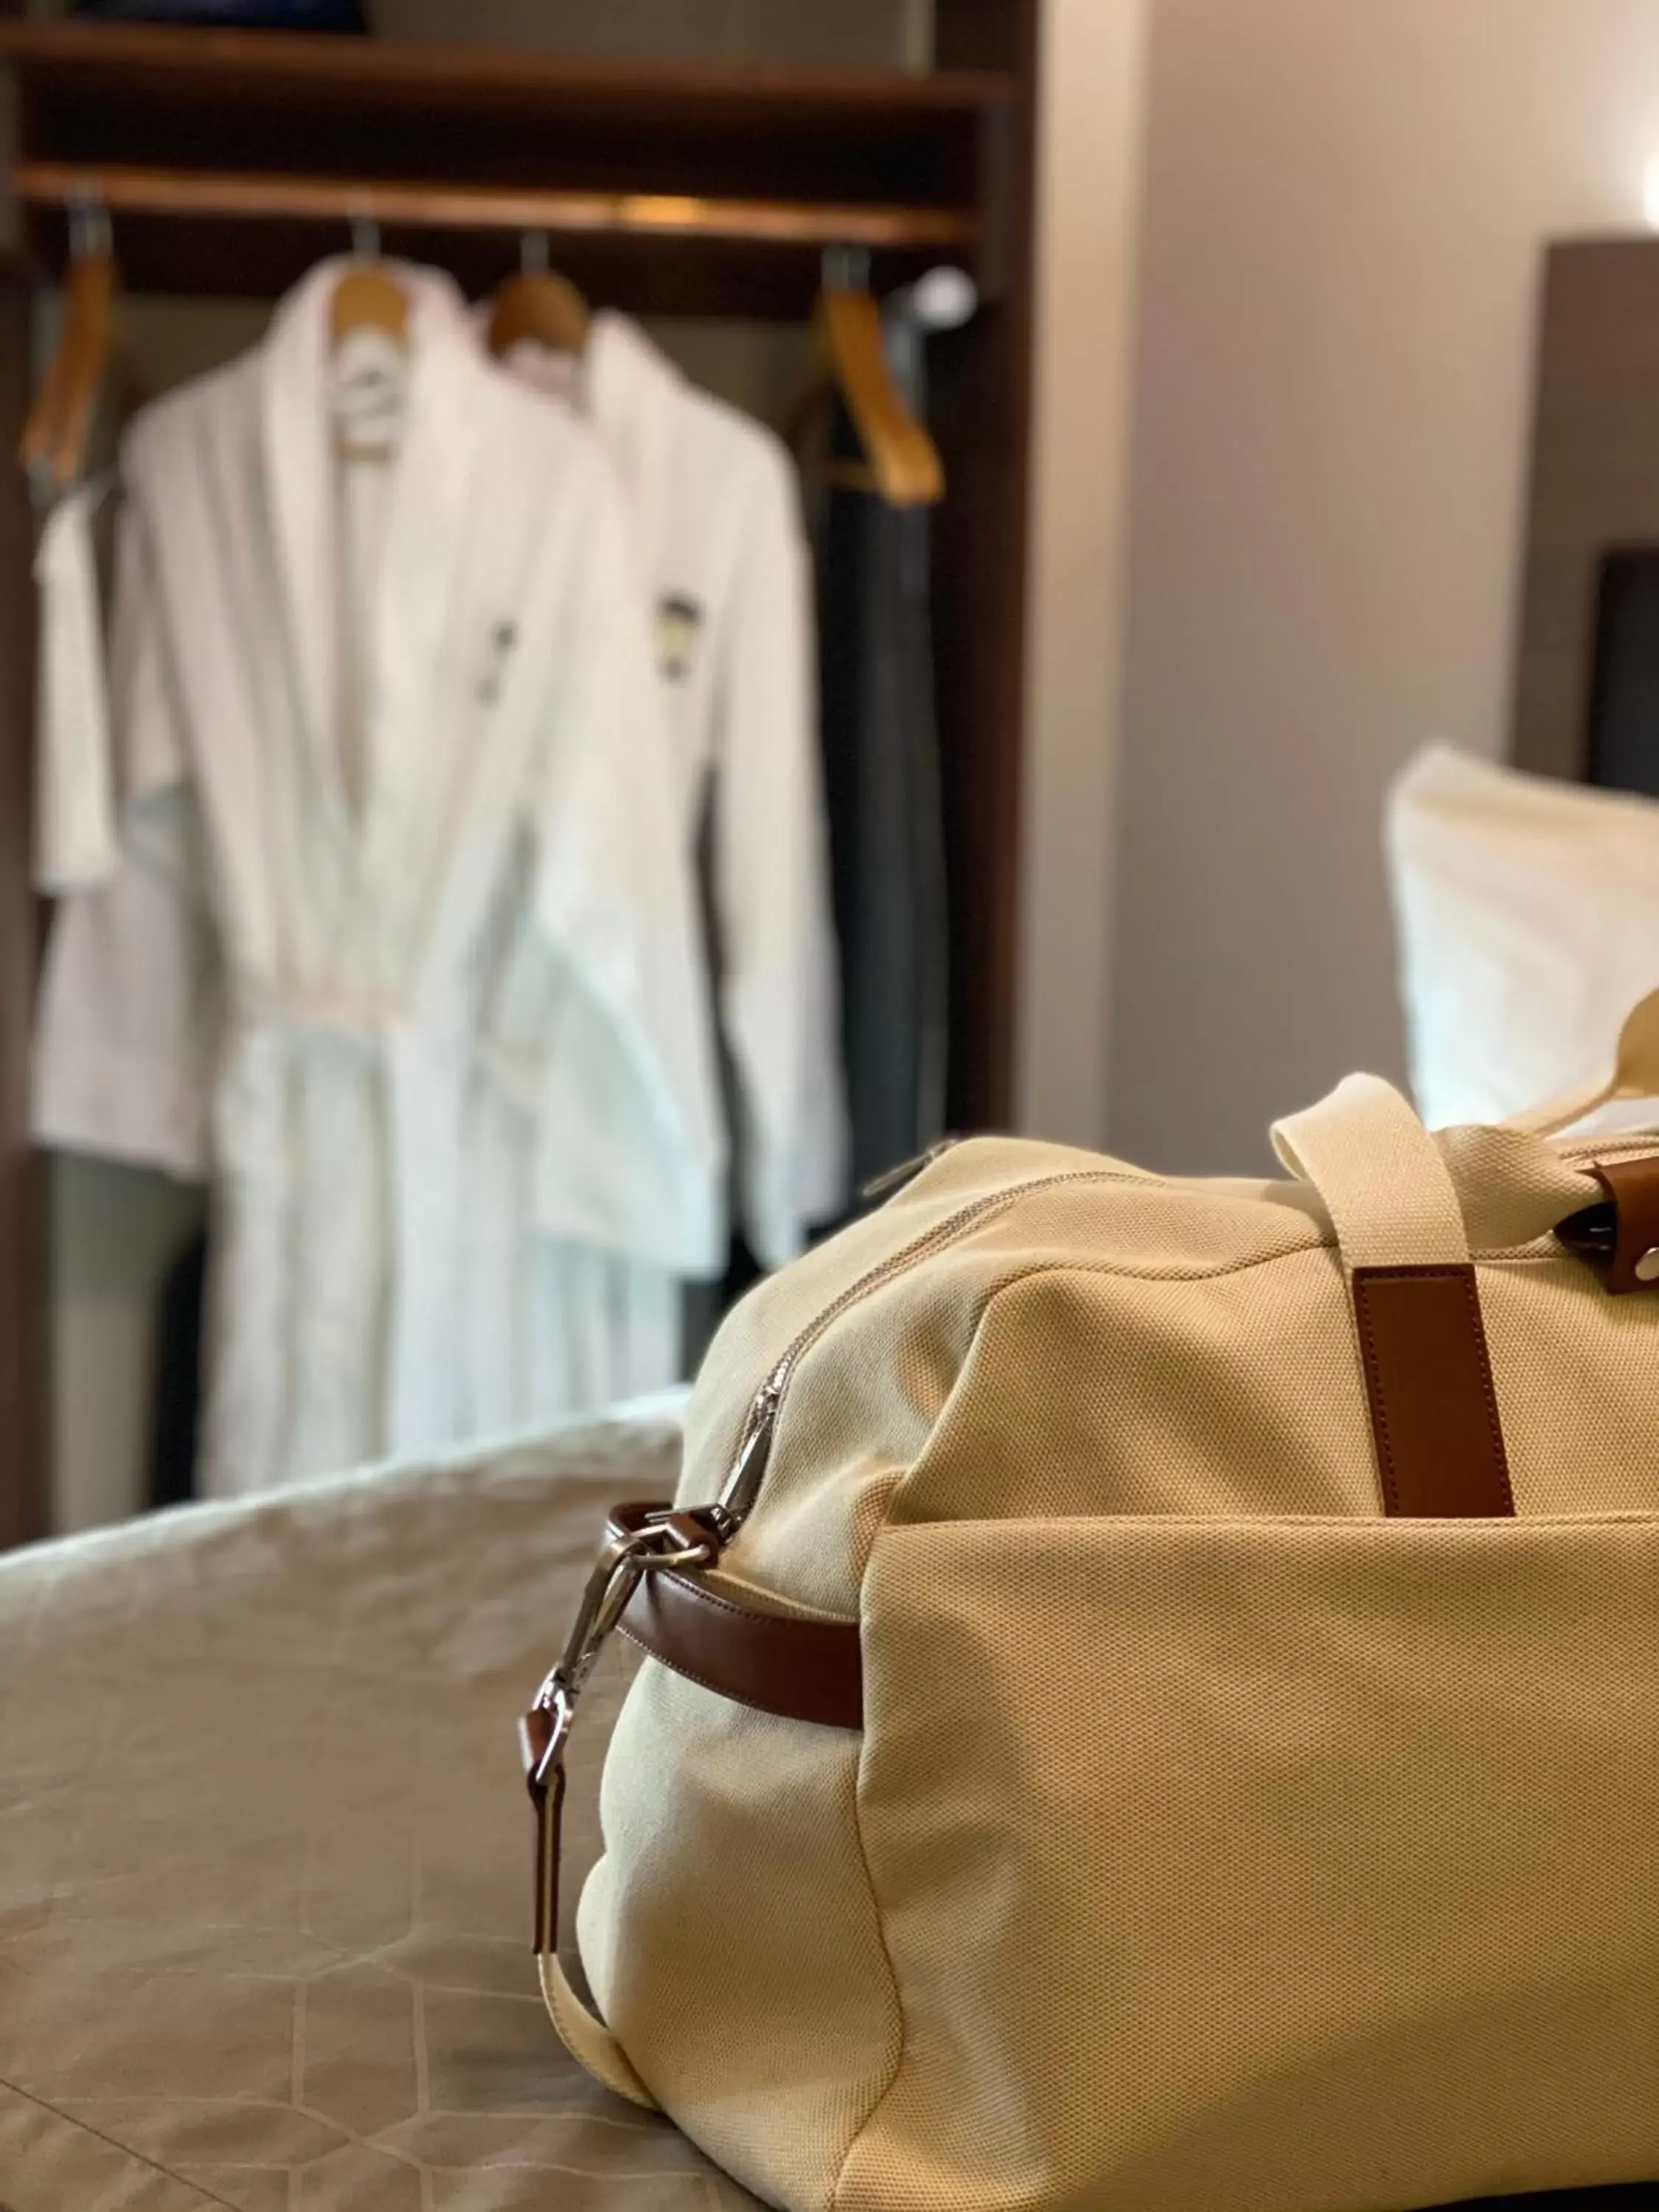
[233,981,493,1459]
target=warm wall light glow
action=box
[1642,156,1659,229]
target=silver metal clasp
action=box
[524,1510,717,1790]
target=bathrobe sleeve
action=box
[528,465,726,1279]
[712,439,849,1264]
[34,480,116,895]
[32,503,221,1180]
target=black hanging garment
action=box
[147,1231,207,1511]
[815,394,950,1192]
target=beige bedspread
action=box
[0,1409,755,2211]
[4,1413,1652,2212]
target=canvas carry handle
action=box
[1273,1074,1474,1270]
[1272,1076,1514,1517]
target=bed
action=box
[1,1405,1652,2212]
[0,1404,754,2211]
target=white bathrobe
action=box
[34,476,117,894]
[33,262,723,1497]
[504,313,848,1267]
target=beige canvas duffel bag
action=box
[521,1071,1659,2212]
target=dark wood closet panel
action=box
[0,280,44,1551]
[933,0,1036,1131]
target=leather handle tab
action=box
[1587,1157,1659,1294]
[605,1502,862,1731]
[1273,1078,1514,1517]
[1351,1265,1514,1517]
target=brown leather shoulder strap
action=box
[1350,1265,1514,1517]
[521,1701,565,1956]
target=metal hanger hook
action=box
[822,242,872,292]
[68,187,111,262]
[520,229,550,276]
[349,209,382,260]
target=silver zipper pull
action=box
[860,1135,960,1203]
[712,1360,788,1538]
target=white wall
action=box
[1107,0,1659,1174]
[1014,0,1147,1147]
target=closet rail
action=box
[14,163,978,253]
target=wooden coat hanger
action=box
[487,231,590,361]
[329,215,410,462]
[1509,986,1659,1135]
[330,213,409,346]
[785,245,944,507]
[19,198,117,499]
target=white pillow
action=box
[1386,743,1659,1130]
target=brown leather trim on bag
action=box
[1588,1156,1659,1294]
[602,1500,860,1731]
[618,1566,863,1730]
[1350,1265,1514,1517]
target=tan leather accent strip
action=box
[1590,1156,1659,1294]
[1350,1264,1514,1517]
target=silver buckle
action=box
[526,1512,715,1788]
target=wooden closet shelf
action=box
[0,23,1006,306]
[0,20,1016,130]
[0,21,1010,213]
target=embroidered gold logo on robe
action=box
[476,620,518,705]
[657,594,703,682]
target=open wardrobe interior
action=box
[0,0,1040,1538]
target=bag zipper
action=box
[707,1164,1136,1541]
[859,1136,961,1203]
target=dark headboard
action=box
[1512,237,1659,787]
